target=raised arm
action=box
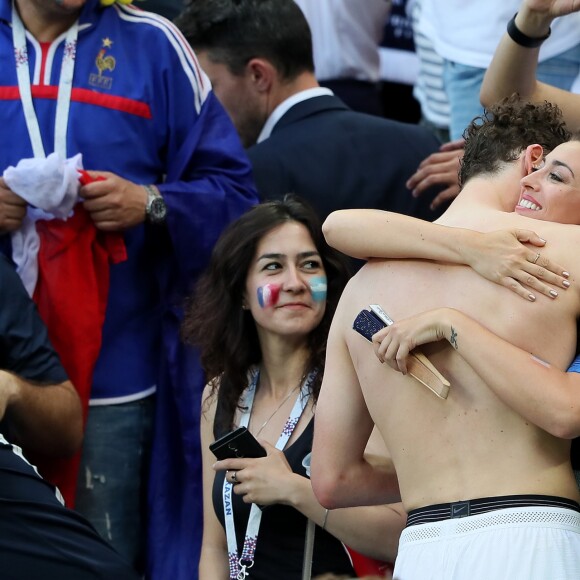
[480,1,580,131]
[372,307,580,439]
[322,209,570,300]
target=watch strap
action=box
[507,13,551,48]
[143,184,167,224]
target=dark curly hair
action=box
[459,94,570,188]
[182,195,351,435]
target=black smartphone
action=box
[209,426,267,460]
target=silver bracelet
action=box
[321,508,330,530]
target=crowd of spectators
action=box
[1,0,580,579]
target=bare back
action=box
[337,208,580,510]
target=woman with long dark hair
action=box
[183,196,405,579]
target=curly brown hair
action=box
[459,94,570,188]
[182,195,351,436]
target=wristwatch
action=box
[144,185,167,224]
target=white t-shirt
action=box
[294,0,392,82]
[418,0,580,68]
[409,0,450,128]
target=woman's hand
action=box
[461,229,570,301]
[213,442,302,506]
[372,309,454,374]
[516,1,579,38]
[524,0,580,19]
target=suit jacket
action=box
[248,95,445,222]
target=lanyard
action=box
[223,369,316,580]
[12,1,79,159]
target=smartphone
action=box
[352,304,395,342]
[353,305,451,399]
[209,426,267,460]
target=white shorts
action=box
[394,504,580,580]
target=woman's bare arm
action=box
[481,1,580,132]
[322,209,570,300]
[373,307,580,439]
[198,384,229,580]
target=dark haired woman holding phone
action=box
[183,196,405,580]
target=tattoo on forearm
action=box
[450,326,458,350]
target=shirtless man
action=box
[311,98,580,578]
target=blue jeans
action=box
[443,43,580,140]
[75,396,154,575]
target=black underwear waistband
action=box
[406,494,580,527]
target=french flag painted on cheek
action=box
[257,283,281,308]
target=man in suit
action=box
[175,0,444,222]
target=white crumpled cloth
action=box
[3,152,83,296]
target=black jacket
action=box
[248,94,445,222]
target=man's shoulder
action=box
[278,96,439,142]
[88,4,187,51]
[331,264,397,349]
[336,263,387,310]
[481,211,580,245]
[253,102,439,158]
[530,220,580,266]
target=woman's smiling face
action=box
[516,140,580,225]
[244,221,327,343]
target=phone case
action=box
[353,305,451,400]
[352,309,387,342]
[209,426,267,460]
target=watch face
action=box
[148,196,167,224]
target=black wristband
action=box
[507,13,551,48]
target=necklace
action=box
[224,370,315,580]
[253,381,301,438]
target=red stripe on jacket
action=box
[0,86,151,118]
